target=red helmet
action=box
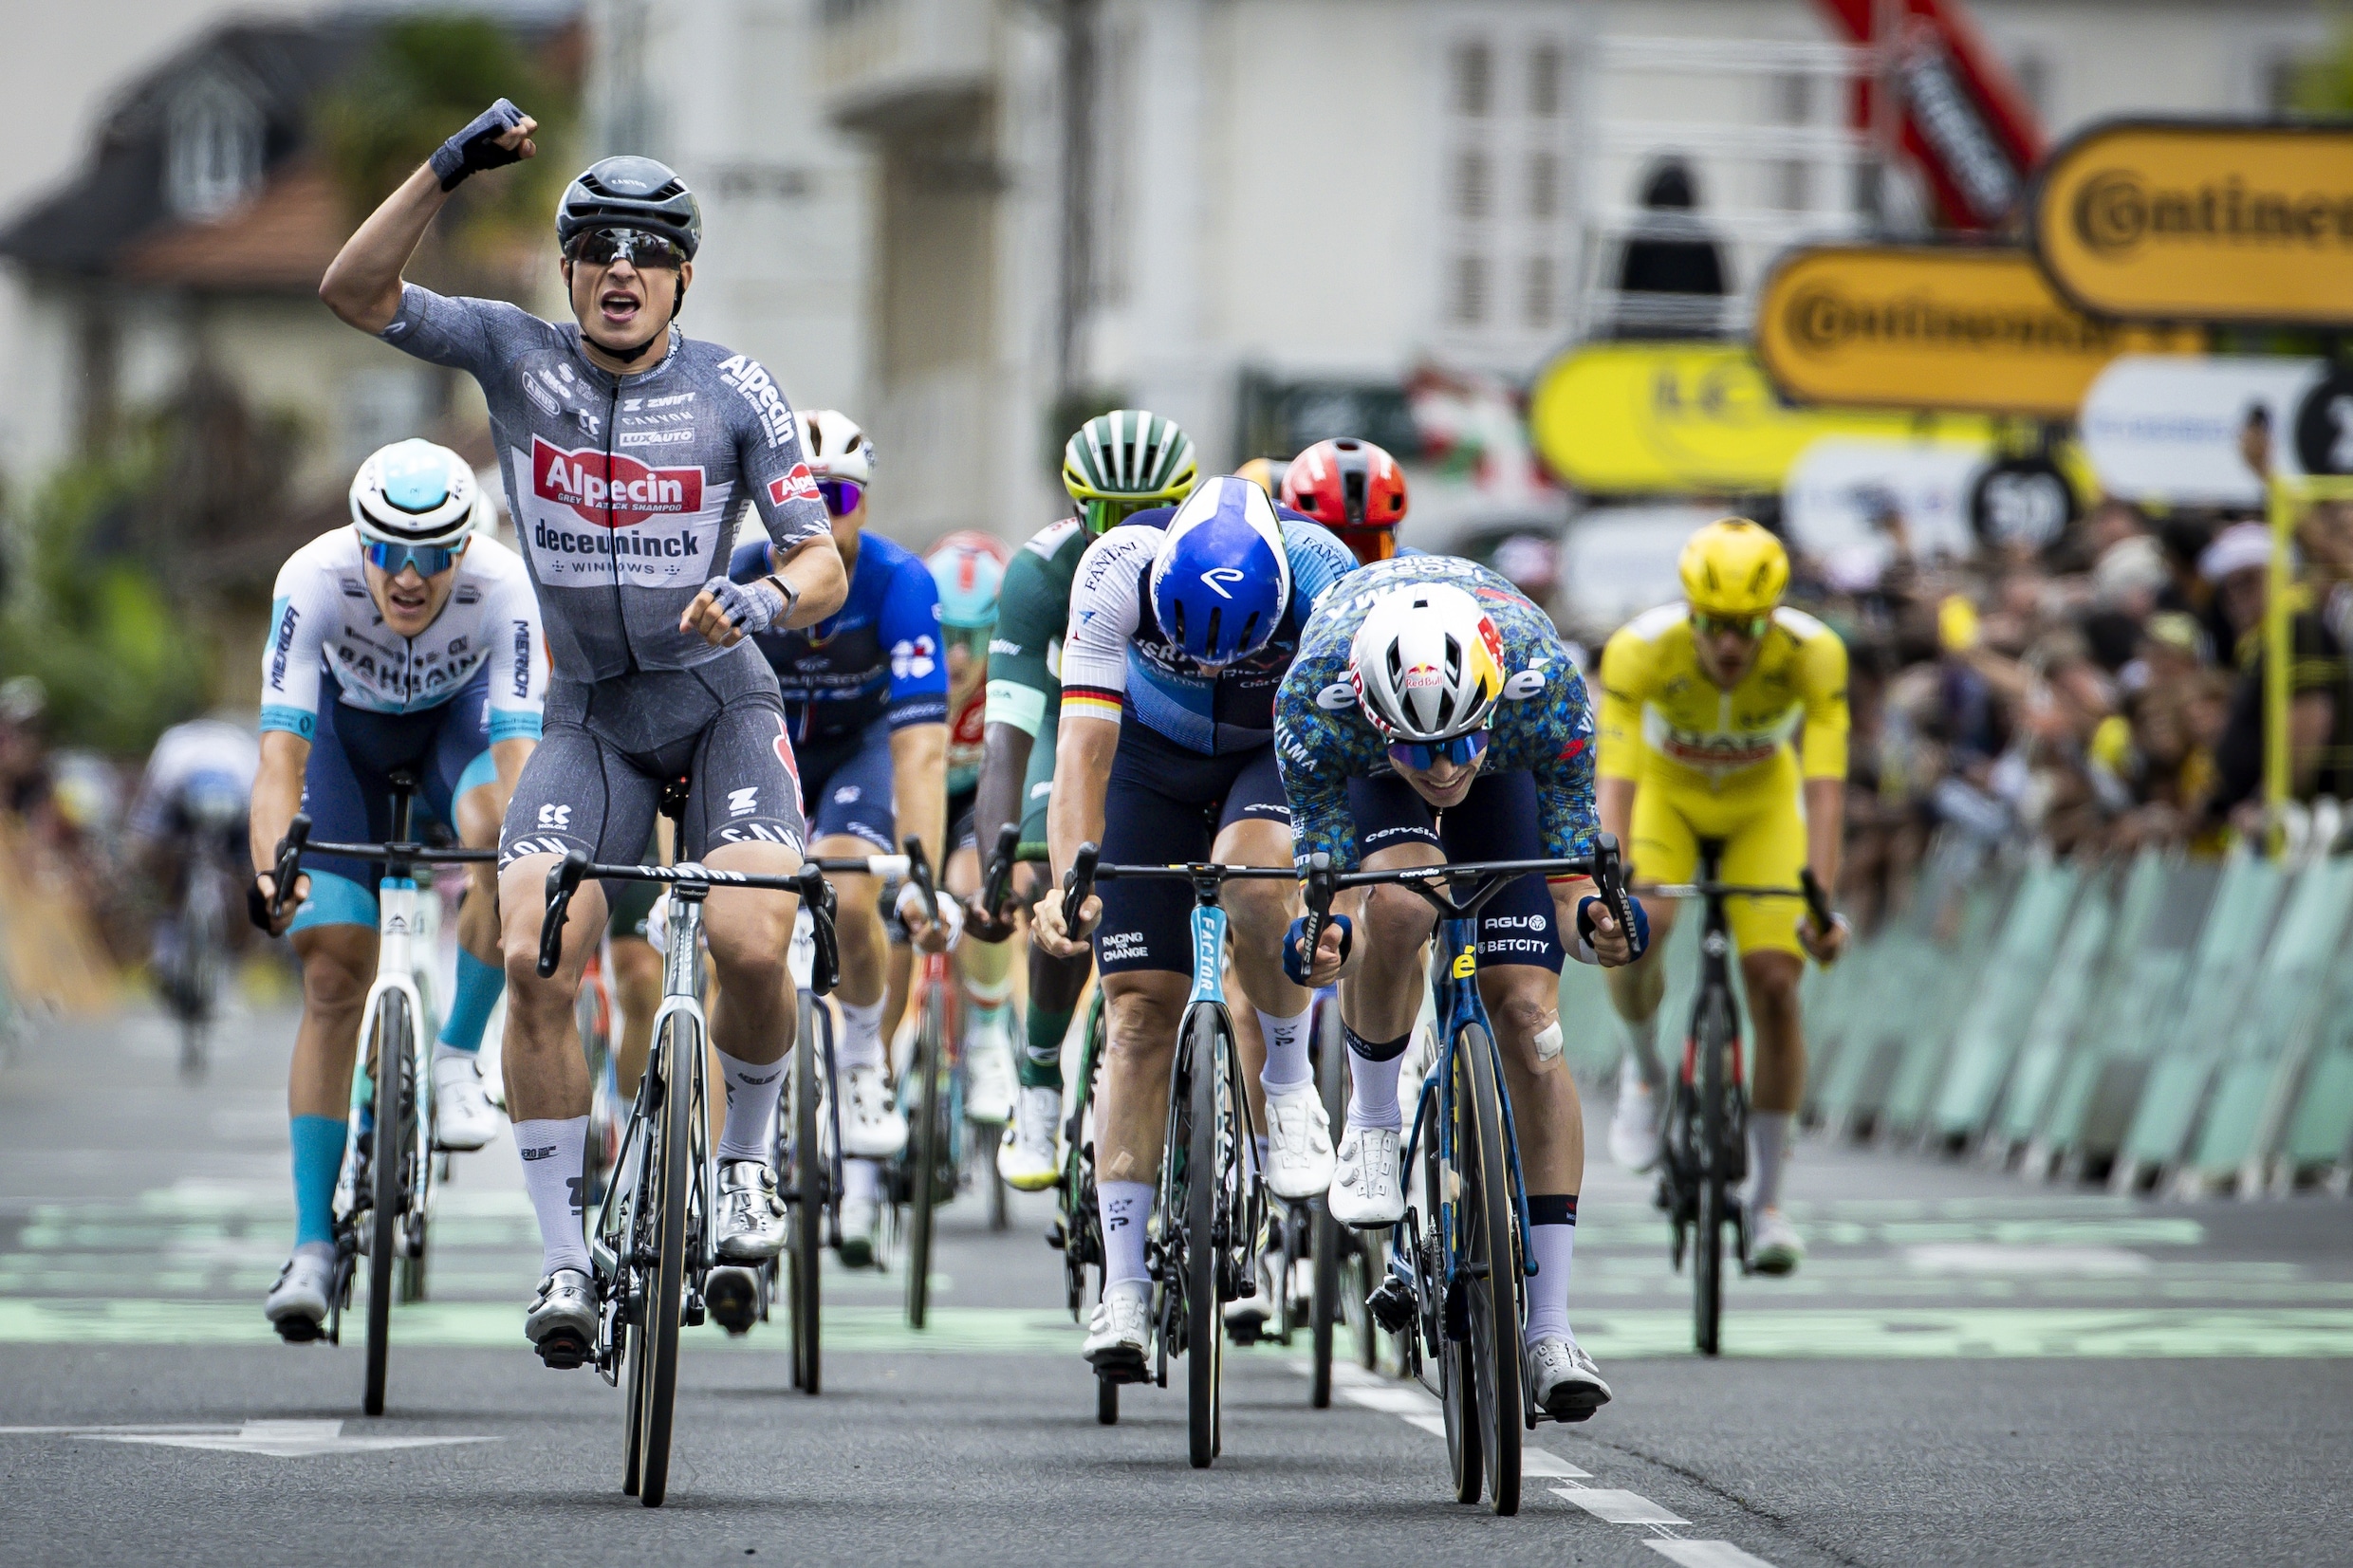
[1281,437,1407,564]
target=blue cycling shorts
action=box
[797,717,897,856]
[1345,767,1565,973]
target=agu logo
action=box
[531,437,703,526]
[766,463,822,508]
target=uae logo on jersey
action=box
[767,464,822,509]
[532,437,704,527]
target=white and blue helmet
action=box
[1148,475,1291,665]
[349,438,480,548]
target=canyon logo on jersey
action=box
[520,436,722,586]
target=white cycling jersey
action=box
[260,528,547,744]
[128,719,259,839]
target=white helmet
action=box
[798,410,874,484]
[1348,582,1508,743]
[349,439,478,548]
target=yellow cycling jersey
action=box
[1598,603,1849,791]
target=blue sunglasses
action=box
[364,539,462,578]
[1387,730,1489,772]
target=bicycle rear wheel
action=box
[1694,987,1732,1357]
[1309,998,1346,1407]
[788,990,824,1393]
[630,1016,694,1506]
[1458,1024,1523,1516]
[905,980,947,1328]
[1184,1007,1229,1469]
[362,990,410,1417]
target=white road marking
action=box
[1340,1385,1438,1413]
[1400,1412,1449,1436]
[1553,1486,1690,1524]
[1520,1446,1592,1478]
[1903,1243,2152,1276]
[1642,1540,1781,1568]
[1,1419,496,1457]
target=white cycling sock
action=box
[1255,1005,1314,1095]
[843,1156,880,1204]
[1622,1009,1665,1090]
[1343,1025,1412,1133]
[1524,1194,1578,1341]
[514,1117,590,1276]
[713,1048,786,1163]
[1749,1111,1791,1213]
[836,998,886,1072]
[1099,1178,1155,1287]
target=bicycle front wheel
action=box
[1457,1024,1523,1515]
[1694,987,1733,1358]
[1422,1083,1479,1503]
[1185,1007,1230,1469]
[905,980,947,1329]
[1309,997,1347,1408]
[630,1016,694,1506]
[788,990,824,1393]
[362,991,412,1416]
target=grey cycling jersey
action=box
[379,284,831,681]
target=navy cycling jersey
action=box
[729,531,949,747]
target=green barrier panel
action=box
[1558,943,1621,1079]
[2029,852,2217,1176]
[2102,854,2286,1186]
[1879,867,2028,1141]
[1927,860,2086,1144]
[1989,871,2120,1159]
[2280,984,2353,1183]
[2180,854,2353,1191]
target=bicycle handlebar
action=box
[1062,842,1100,935]
[534,850,841,993]
[267,815,312,924]
[1301,834,1635,929]
[807,853,912,880]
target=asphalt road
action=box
[3,997,2349,1567]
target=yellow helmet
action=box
[1679,518,1788,619]
[1232,456,1288,497]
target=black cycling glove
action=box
[429,100,528,192]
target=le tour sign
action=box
[1754,245,2196,418]
[2031,119,2353,326]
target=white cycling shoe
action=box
[1263,1082,1335,1200]
[1084,1280,1152,1380]
[264,1249,335,1342]
[837,1192,880,1269]
[1751,1208,1806,1276]
[1527,1333,1612,1422]
[714,1159,788,1261]
[1607,1076,1661,1171]
[997,1085,1061,1191]
[431,1054,502,1152]
[526,1267,598,1369]
[840,1062,908,1158]
[1328,1125,1404,1227]
[963,1019,1018,1126]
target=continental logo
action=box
[1780,285,2131,357]
[2071,170,2353,256]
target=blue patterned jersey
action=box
[1273,556,1598,869]
[729,530,949,747]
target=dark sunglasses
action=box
[819,479,863,517]
[1387,730,1489,772]
[364,540,461,578]
[1693,612,1769,638]
[565,227,687,269]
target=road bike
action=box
[1064,845,1285,1469]
[267,770,492,1416]
[1642,843,1832,1356]
[1310,837,1632,1516]
[165,793,247,1079]
[534,784,838,1507]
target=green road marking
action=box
[4,1300,2350,1357]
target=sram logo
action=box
[531,436,703,527]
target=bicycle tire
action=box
[789,990,824,1393]
[363,990,408,1417]
[1426,1084,1480,1503]
[1309,999,1346,1407]
[905,979,947,1329]
[1695,986,1732,1358]
[1062,998,1109,1321]
[633,1015,694,1507]
[1458,1024,1523,1515]
[1185,1007,1227,1469]
[1096,1374,1119,1425]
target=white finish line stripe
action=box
[1554,1486,1689,1524]
[1340,1386,1438,1413]
[1521,1446,1592,1478]
[1644,1541,1780,1568]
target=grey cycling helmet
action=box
[556,157,702,259]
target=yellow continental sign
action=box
[1755,246,2198,418]
[1529,341,1986,494]
[2031,118,2353,325]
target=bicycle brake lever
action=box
[1592,832,1637,939]
[797,863,841,996]
[980,822,1020,924]
[1301,851,1334,976]
[902,836,937,926]
[536,851,588,979]
[1064,841,1100,937]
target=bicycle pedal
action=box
[535,1330,591,1371]
[272,1316,325,1346]
[1046,1224,1066,1250]
[1366,1276,1417,1335]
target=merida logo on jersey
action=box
[511,620,532,699]
[1199,567,1245,599]
[532,437,703,526]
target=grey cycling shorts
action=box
[499,643,808,871]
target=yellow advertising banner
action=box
[2031,118,2353,325]
[1528,341,1986,494]
[1754,246,2198,418]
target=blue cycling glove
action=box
[700,575,785,636]
[1282,913,1352,986]
[1574,894,1649,964]
[429,100,529,191]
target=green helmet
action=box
[1061,409,1197,533]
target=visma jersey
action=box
[728,531,948,747]
[260,528,546,743]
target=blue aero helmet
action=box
[1148,474,1290,666]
